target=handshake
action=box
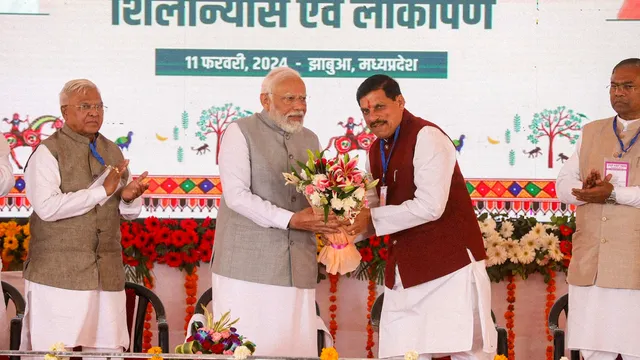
[571,169,614,204]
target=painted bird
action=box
[115,131,133,150]
[452,134,466,153]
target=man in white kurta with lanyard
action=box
[347,75,496,360]
[212,67,341,356]
[20,79,149,358]
[557,58,640,360]
[0,135,16,351]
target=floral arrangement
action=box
[320,347,339,360]
[353,214,575,285]
[284,150,378,275]
[283,150,378,222]
[44,342,68,360]
[175,308,255,356]
[120,217,215,283]
[0,221,30,271]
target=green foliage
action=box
[173,126,180,141]
[505,129,511,144]
[177,146,184,163]
[509,149,516,166]
[182,111,189,130]
[513,114,521,133]
[196,103,253,140]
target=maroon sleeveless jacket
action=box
[369,109,486,289]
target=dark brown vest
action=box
[369,109,486,289]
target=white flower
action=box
[560,357,569,360]
[234,345,252,360]
[299,170,308,180]
[501,239,519,258]
[516,247,536,264]
[549,247,564,262]
[478,218,497,234]
[50,343,66,352]
[404,350,419,360]
[283,172,300,186]
[486,245,508,266]
[353,187,365,201]
[330,197,344,210]
[531,223,547,237]
[342,197,357,211]
[309,192,324,207]
[484,233,504,250]
[499,221,514,238]
[521,232,541,250]
[539,233,559,251]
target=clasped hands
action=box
[103,159,150,202]
[571,169,614,204]
[289,207,373,245]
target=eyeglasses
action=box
[64,104,107,113]
[607,84,638,94]
[270,93,308,105]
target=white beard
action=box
[270,108,304,134]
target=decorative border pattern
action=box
[3,176,575,215]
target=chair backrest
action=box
[2,281,25,359]
[370,293,384,332]
[124,282,169,353]
[2,281,25,314]
[548,293,568,329]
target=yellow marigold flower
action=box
[22,223,30,236]
[320,347,339,360]
[23,235,30,251]
[147,346,163,355]
[3,221,20,238]
[494,355,509,360]
[2,247,14,263]
[4,236,18,251]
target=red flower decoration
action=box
[559,240,572,255]
[369,236,381,248]
[144,216,161,232]
[180,219,199,231]
[559,224,574,237]
[378,248,388,260]
[165,252,183,267]
[359,247,374,262]
[201,217,213,228]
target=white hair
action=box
[260,67,302,94]
[59,79,100,106]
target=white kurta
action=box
[367,127,496,359]
[213,122,320,357]
[556,117,640,358]
[20,145,142,351]
[0,136,14,350]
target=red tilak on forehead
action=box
[365,99,372,108]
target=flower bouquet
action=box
[175,307,256,356]
[283,150,379,275]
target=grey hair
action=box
[260,67,302,94]
[59,79,100,106]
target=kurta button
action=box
[601,238,607,244]
[290,240,294,246]
[602,217,607,221]
[285,134,290,140]
[392,240,397,245]
[289,154,293,159]
[97,229,102,234]
[291,196,296,202]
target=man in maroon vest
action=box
[347,75,496,360]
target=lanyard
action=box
[613,116,640,158]
[379,126,400,185]
[89,140,106,166]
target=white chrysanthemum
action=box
[353,187,365,201]
[531,223,547,237]
[501,239,519,258]
[499,221,515,238]
[539,233,560,251]
[544,224,558,231]
[478,217,497,235]
[342,196,357,211]
[234,345,252,360]
[549,247,564,262]
[521,232,541,250]
[404,351,419,360]
[516,247,536,264]
[484,233,505,250]
[487,245,509,266]
[330,197,344,210]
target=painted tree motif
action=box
[196,103,252,163]
[527,106,586,168]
